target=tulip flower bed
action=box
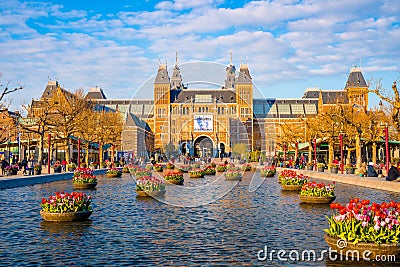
[106,168,122,177]
[133,168,152,178]
[189,168,205,178]
[279,171,308,186]
[260,166,276,177]
[325,199,400,244]
[41,191,92,213]
[300,181,335,197]
[203,166,216,175]
[241,163,252,171]
[216,164,227,172]
[164,171,184,182]
[136,176,165,192]
[154,164,164,172]
[225,170,242,180]
[72,168,97,184]
[178,165,191,173]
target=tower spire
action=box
[175,51,178,66]
[229,50,233,65]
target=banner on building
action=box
[194,115,213,132]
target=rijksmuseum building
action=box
[86,55,369,158]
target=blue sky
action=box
[1,0,399,110]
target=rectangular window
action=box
[304,104,317,114]
[253,104,264,114]
[291,104,304,114]
[278,104,290,115]
[117,104,129,113]
[130,104,143,115]
[195,95,212,103]
[266,104,277,115]
[143,105,153,116]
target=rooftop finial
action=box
[229,50,232,66]
[175,51,178,66]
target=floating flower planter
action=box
[40,210,92,222]
[299,181,335,204]
[279,170,307,191]
[241,163,252,171]
[164,171,184,185]
[225,170,242,181]
[216,164,227,172]
[136,176,166,197]
[260,166,276,177]
[154,164,164,172]
[203,167,216,175]
[72,168,97,189]
[189,169,204,178]
[40,192,92,222]
[106,168,122,178]
[324,199,400,259]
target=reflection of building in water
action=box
[88,53,369,157]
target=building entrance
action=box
[194,136,213,158]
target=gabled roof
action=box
[85,87,107,100]
[236,64,252,84]
[345,66,368,89]
[321,90,349,104]
[302,88,320,99]
[125,112,151,131]
[41,80,61,99]
[154,64,170,84]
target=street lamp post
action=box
[78,138,81,168]
[47,134,51,174]
[385,123,389,173]
[339,133,344,174]
[314,138,317,171]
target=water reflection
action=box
[0,172,400,266]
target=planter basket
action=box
[40,210,92,222]
[317,167,325,172]
[324,234,400,260]
[106,173,122,178]
[189,173,204,178]
[73,182,97,189]
[136,189,166,197]
[225,175,242,181]
[306,165,314,171]
[280,184,302,191]
[330,168,338,174]
[346,168,355,174]
[299,195,336,204]
[166,179,184,185]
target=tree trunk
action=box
[356,135,362,169]
[85,142,90,166]
[38,134,44,165]
[308,141,313,163]
[328,140,334,171]
[372,142,377,164]
[99,141,103,166]
[64,138,70,163]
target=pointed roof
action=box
[41,80,60,99]
[236,62,252,84]
[154,63,170,84]
[345,66,368,89]
[224,52,236,89]
[170,52,183,90]
[85,87,107,100]
[124,112,151,131]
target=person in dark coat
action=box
[367,162,378,177]
[386,163,400,181]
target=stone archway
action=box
[194,136,214,158]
